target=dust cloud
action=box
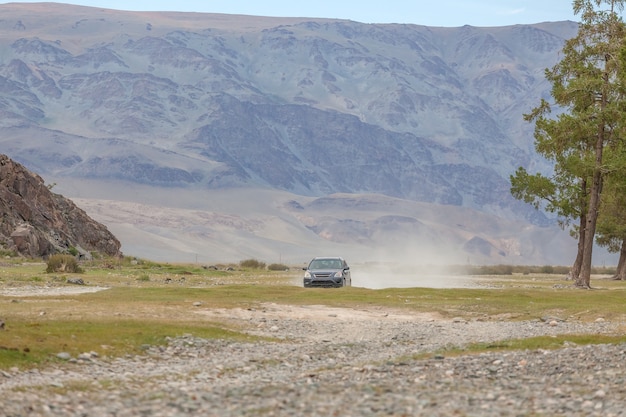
[349,239,475,289]
[296,240,479,289]
[350,264,476,289]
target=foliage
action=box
[137,274,151,282]
[46,254,84,273]
[0,248,18,258]
[511,0,626,287]
[239,259,266,269]
[267,263,289,271]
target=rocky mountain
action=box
[0,3,589,265]
[0,154,121,258]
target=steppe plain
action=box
[1,260,625,416]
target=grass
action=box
[1,259,625,370]
[0,318,248,369]
[424,334,626,360]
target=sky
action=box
[4,1,580,27]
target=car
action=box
[303,257,351,288]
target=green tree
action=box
[595,141,626,280]
[512,0,626,288]
[595,194,626,280]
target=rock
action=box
[77,352,97,362]
[66,277,85,285]
[541,316,564,323]
[56,352,72,360]
[0,154,122,258]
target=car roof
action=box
[312,256,344,260]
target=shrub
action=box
[46,254,83,273]
[465,264,513,275]
[268,263,289,271]
[0,250,17,258]
[0,245,17,257]
[239,259,266,269]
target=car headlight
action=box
[332,271,343,278]
[304,271,311,278]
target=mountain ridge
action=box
[0,3,587,264]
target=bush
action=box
[239,259,266,269]
[465,264,513,275]
[46,254,83,273]
[0,249,17,258]
[268,263,289,271]
[137,274,150,282]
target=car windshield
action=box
[309,259,343,269]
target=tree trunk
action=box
[577,129,605,289]
[577,71,611,289]
[577,172,601,288]
[612,238,626,280]
[569,214,585,281]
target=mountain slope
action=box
[0,3,585,264]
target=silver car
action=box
[303,257,351,288]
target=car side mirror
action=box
[344,266,350,270]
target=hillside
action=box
[0,154,121,258]
[0,3,589,265]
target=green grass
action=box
[0,319,249,369]
[424,334,626,359]
[1,260,625,370]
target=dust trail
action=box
[350,265,476,289]
[344,239,476,289]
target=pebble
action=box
[1,312,624,416]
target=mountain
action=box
[0,3,589,266]
[0,154,121,258]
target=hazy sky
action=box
[4,1,579,27]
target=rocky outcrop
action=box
[0,154,121,258]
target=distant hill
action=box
[0,3,589,265]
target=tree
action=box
[595,198,626,280]
[510,148,589,281]
[594,141,626,279]
[512,0,626,288]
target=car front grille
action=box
[309,281,338,287]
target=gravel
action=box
[1,303,625,417]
